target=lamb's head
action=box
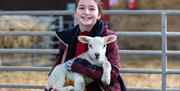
[78,35,117,61]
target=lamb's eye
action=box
[89,44,93,49]
[103,45,106,48]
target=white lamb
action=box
[46,35,117,91]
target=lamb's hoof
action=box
[101,74,110,85]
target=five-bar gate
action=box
[0,10,180,91]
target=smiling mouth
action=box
[82,17,91,20]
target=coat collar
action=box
[56,19,105,44]
[89,19,105,37]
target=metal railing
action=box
[0,10,180,91]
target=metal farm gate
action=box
[0,10,180,91]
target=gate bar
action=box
[0,31,180,37]
[0,66,180,74]
[0,84,179,91]
[161,12,168,91]
[1,10,180,15]
[0,49,180,55]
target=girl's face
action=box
[74,0,101,26]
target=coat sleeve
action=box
[49,43,67,75]
[71,39,120,84]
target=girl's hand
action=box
[64,59,74,70]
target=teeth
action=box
[82,17,90,20]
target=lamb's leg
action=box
[47,64,74,91]
[101,61,112,85]
[73,73,85,91]
[58,86,74,91]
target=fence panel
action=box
[0,10,180,91]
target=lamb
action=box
[46,35,117,91]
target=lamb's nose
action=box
[95,53,100,59]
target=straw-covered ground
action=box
[0,15,49,48]
[0,58,179,91]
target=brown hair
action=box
[75,0,102,14]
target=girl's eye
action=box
[79,7,84,10]
[89,8,95,11]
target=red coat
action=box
[46,20,126,91]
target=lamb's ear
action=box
[103,35,117,44]
[78,36,93,44]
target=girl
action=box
[47,0,126,91]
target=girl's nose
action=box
[84,9,90,14]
